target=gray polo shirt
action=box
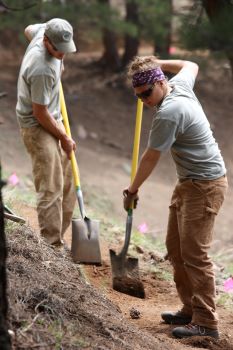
[16,24,62,128]
[148,69,226,179]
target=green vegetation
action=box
[179,1,233,53]
[148,263,173,282]
[217,293,233,309]
[3,177,36,210]
[1,0,232,75]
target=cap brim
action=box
[55,40,76,53]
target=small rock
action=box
[129,307,141,319]
[8,329,15,338]
[149,252,164,263]
[79,294,85,302]
[135,245,144,254]
[89,132,98,139]
[77,125,87,139]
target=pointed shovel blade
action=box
[110,249,145,298]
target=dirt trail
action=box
[10,202,232,350]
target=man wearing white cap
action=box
[16,18,77,247]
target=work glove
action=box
[123,188,139,211]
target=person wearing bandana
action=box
[123,56,228,339]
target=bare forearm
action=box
[35,109,67,141]
[33,103,76,159]
[157,59,198,75]
[129,149,160,193]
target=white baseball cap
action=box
[45,18,76,53]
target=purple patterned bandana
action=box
[132,67,165,88]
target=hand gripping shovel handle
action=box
[120,99,143,257]
[60,83,86,219]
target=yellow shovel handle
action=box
[131,99,143,182]
[60,83,80,188]
[129,99,143,210]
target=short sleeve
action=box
[169,68,196,90]
[30,74,54,106]
[28,23,46,40]
[148,118,179,152]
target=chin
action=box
[144,102,154,108]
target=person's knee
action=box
[181,248,212,270]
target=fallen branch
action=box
[4,212,26,224]
[20,313,41,333]
[0,0,38,11]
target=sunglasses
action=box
[135,83,156,99]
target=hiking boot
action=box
[161,310,192,325]
[172,323,219,339]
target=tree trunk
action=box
[122,0,140,68]
[0,166,11,350]
[101,28,121,71]
[154,0,173,58]
[202,0,233,79]
[99,0,121,72]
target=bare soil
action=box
[1,47,233,349]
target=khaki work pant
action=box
[166,176,228,329]
[21,124,76,245]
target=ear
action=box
[43,35,50,50]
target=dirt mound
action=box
[7,224,179,350]
[5,221,233,350]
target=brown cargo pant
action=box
[166,176,228,329]
[21,124,76,245]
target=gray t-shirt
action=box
[148,68,226,180]
[16,24,62,128]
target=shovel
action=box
[60,84,101,265]
[4,205,26,224]
[110,99,145,298]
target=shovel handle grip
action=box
[60,83,80,188]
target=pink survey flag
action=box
[8,172,19,186]
[138,222,148,234]
[224,277,233,292]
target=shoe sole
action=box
[162,316,192,325]
[172,329,219,339]
[173,333,219,339]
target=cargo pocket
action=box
[169,200,177,209]
[169,196,181,209]
[205,183,227,218]
[205,206,218,215]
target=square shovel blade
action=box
[71,218,101,265]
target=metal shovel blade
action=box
[110,249,145,298]
[109,212,145,298]
[71,218,101,265]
